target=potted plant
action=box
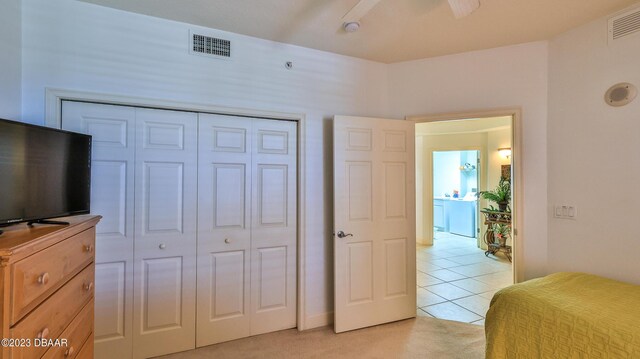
[491,223,510,246]
[480,177,511,212]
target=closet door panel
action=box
[61,101,135,359]
[141,161,185,232]
[250,119,297,335]
[141,256,184,330]
[196,114,252,347]
[133,108,198,359]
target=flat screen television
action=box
[0,118,91,230]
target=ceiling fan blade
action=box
[341,0,384,22]
[447,0,480,19]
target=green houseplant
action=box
[480,177,511,212]
[491,223,510,246]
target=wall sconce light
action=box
[498,147,512,159]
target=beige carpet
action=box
[157,317,485,359]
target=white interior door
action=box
[196,115,297,345]
[62,102,135,359]
[333,116,416,333]
[132,108,198,358]
[196,114,253,346]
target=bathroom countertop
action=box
[434,196,478,201]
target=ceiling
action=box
[76,0,639,63]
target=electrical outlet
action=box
[554,205,577,220]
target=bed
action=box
[485,272,640,358]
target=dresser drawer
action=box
[11,265,95,359]
[11,227,95,324]
[75,333,94,359]
[42,299,94,359]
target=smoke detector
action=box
[604,82,637,107]
[343,22,360,33]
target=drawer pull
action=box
[83,244,94,253]
[38,272,50,285]
[83,282,94,292]
[224,238,231,244]
[159,243,166,249]
[64,346,75,357]
[37,327,49,339]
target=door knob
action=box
[336,231,353,238]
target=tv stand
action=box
[27,219,71,226]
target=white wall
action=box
[433,151,462,198]
[389,42,549,280]
[416,136,425,241]
[21,0,390,327]
[547,7,640,285]
[487,128,512,192]
[460,150,478,197]
[0,0,22,120]
[432,150,478,198]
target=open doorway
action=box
[412,113,518,325]
[432,149,480,242]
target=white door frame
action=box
[407,108,523,283]
[44,88,311,330]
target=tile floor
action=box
[416,231,512,326]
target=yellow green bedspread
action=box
[485,272,640,358]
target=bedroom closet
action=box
[61,101,297,359]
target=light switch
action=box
[554,204,577,220]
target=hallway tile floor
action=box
[416,232,512,326]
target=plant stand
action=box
[481,210,512,262]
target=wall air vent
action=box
[609,6,640,42]
[190,32,231,59]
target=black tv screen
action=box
[0,119,91,226]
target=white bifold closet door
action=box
[62,102,136,359]
[132,108,197,358]
[196,114,297,347]
[62,102,296,357]
[62,102,198,359]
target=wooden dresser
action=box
[0,215,101,359]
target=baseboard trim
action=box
[416,238,431,246]
[303,311,334,330]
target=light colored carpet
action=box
[156,317,485,359]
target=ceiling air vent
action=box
[190,32,231,59]
[609,6,640,42]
